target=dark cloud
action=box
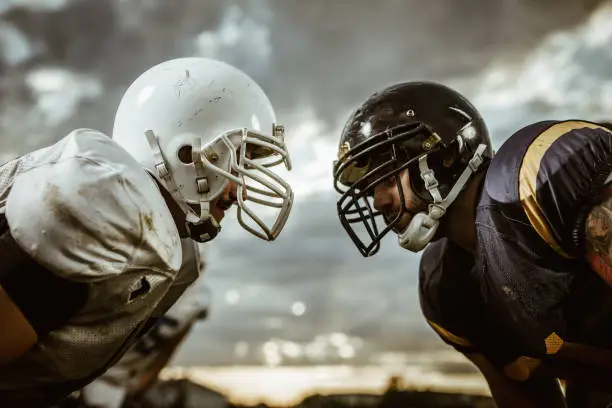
[255,0,606,125]
[1,0,605,147]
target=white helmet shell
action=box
[112,57,293,242]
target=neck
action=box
[443,172,485,254]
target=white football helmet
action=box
[112,57,293,242]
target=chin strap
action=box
[145,130,220,242]
[398,143,487,252]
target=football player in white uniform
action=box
[0,57,293,407]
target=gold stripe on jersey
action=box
[427,319,473,347]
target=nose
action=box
[373,184,392,213]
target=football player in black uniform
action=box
[332,81,612,408]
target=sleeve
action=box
[518,120,612,258]
[418,239,479,354]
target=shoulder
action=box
[484,120,612,259]
[5,129,182,280]
[485,120,612,201]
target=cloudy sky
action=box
[1,0,612,368]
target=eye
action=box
[361,176,395,197]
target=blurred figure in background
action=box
[333,81,612,408]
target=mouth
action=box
[382,210,399,225]
[383,209,414,233]
[392,223,407,234]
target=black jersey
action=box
[419,120,612,381]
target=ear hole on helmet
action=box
[178,145,193,164]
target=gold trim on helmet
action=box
[338,141,351,161]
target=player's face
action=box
[209,147,250,223]
[372,169,426,233]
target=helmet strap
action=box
[398,143,487,251]
[144,130,221,242]
[185,204,220,242]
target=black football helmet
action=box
[333,81,493,257]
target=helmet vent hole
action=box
[178,145,193,164]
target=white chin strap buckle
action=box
[398,211,442,252]
[398,143,487,252]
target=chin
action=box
[211,211,224,223]
[393,225,408,234]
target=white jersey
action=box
[80,242,210,408]
[0,129,197,395]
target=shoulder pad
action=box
[5,129,182,280]
[486,120,612,257]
